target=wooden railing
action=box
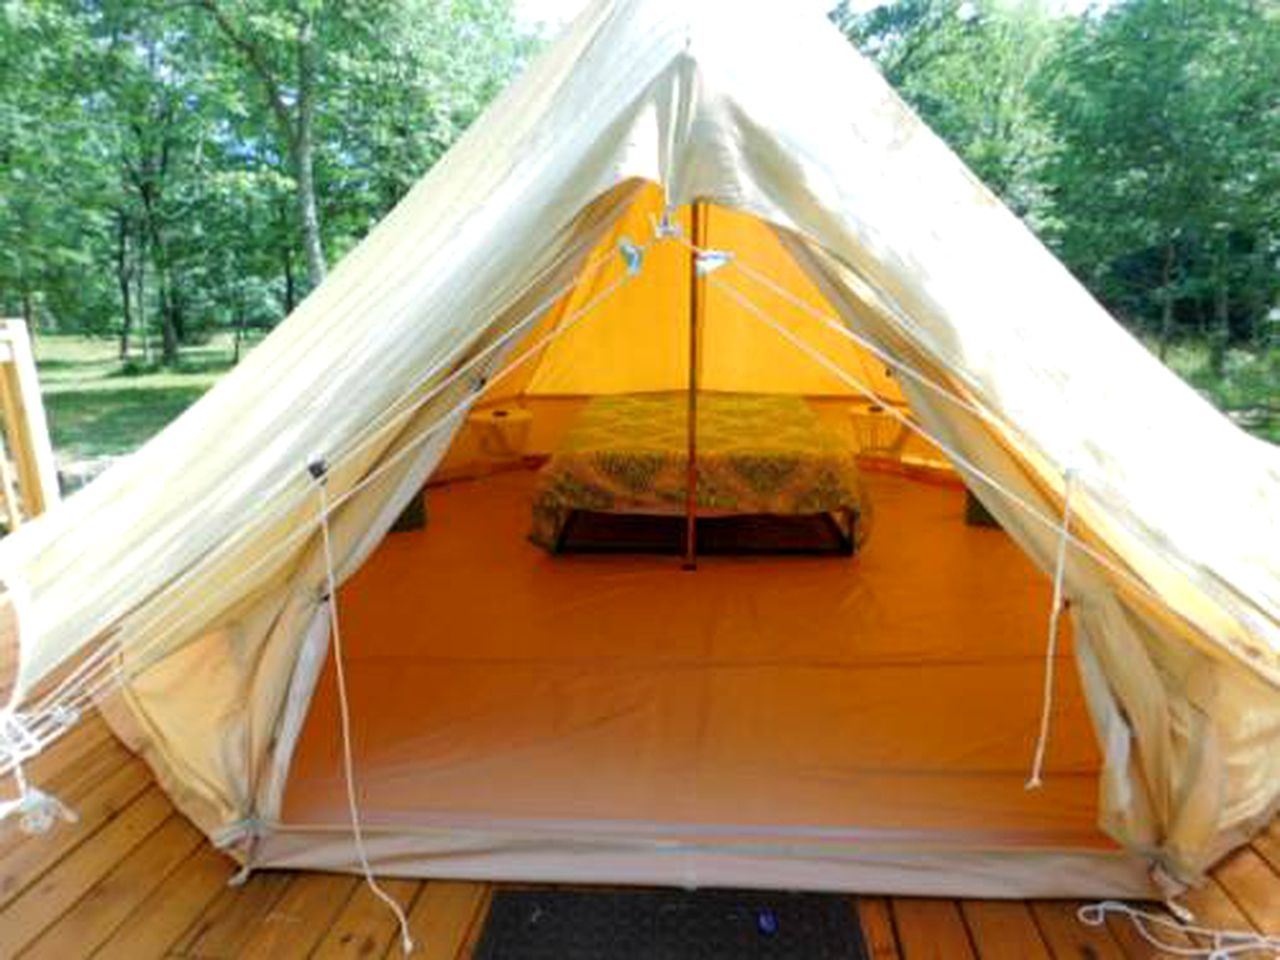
[0,319,59,530]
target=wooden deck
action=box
[2,713,1280,958]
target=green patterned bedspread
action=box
[530,393,867,549]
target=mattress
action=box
[529,392,867,550]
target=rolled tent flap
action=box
[0,0,1274,894]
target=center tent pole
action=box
[684,200,706,571]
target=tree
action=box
[1038,0,1280,359]
[198,0,332,289]
[836,0,1065,232]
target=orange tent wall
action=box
[490,183,903,401]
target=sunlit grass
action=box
[35,333,257,461]
[1161,340,1280,444]
[31,331,1278,464]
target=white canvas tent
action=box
[1,0,1279,903]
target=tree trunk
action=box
[20,289,34,338]
[136,245,150,365]
[1158,242,1177,361]
[116,212,134,360]
[155,260,178,366]
[159,286,178,367]
[294,16,326,290]
[1211,277,1230,379]
[281,199,297,314]
[233,303,247,364]
[201,2,327,293]
[283,244,297,314]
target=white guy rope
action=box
[313,468,416,955]
[20,228,627,726]
[1078,901,1280,958]
[328,226,624,470]
[704,270,1185,633]
[669,232,1000,430]
[0,709,77,833]
[8,237,657,764]
[690,235,1243,677]
[1026,468,1075,790]
[30,265,643,743]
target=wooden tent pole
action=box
[684,201,705,571]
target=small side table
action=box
[470,406,534,462]
[850,403,907,459]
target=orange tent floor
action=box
[283,467,1112,854]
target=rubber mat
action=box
[473,889,870,959]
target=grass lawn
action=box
[31,331,1278,465]
[1162,341,1280,444]
[35,333,255,462]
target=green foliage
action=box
[0,0,530,363]
[2,0,1276,457]
[835,0,1064,231]
[836,0,1280,375]
[1037,0,1280,361]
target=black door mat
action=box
[473,888,870,960]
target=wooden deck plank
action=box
[1183,876,1254,929]
[0,755,151,908]
[0,727,129,867]
[93,844,237,960]
[454,884,493,959]
[961,900,1050,960]
[0,716,113,829]
[398,880,488,960]
[19,814,204,959]
[168,870,294,958]
[235,872,360,958]
[856,897,902,959]
[311,878,423,960]
[1211,846,1280,935]
[891,898,976,960]
[1099,905,1196,958]
[1251,822,1280,875]
[4,714,1280,959]
[0,785,171,957]
[1030,901,1126,959]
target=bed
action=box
[529,392,869,554]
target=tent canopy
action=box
[1,0,1278,896]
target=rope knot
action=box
[0,786,78,835]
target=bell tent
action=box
[1,0,1279,906]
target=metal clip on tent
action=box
[695,250,734,277]
[619,238,646,276]
[653,208,684,241]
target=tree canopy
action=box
[0,0,531,364]
[2,0,1276,390]
[835,0,1280,369]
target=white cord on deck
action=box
[1026,468,1075,791]
[0,709,77,834]
[311,462,416,956]
[1079,901,1280,958]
